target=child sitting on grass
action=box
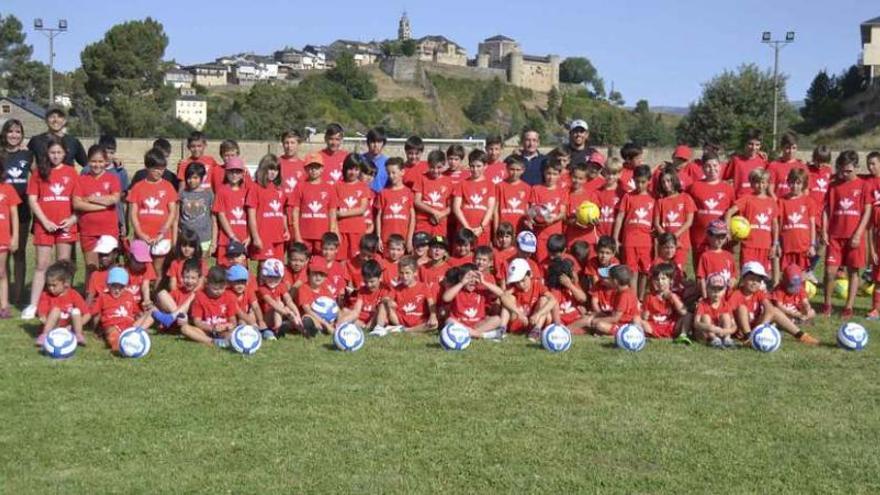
[181,266,240,348]
[501,258,555,341]
[441,263,507,340]
[35,260,89,347]
[383,256,438,333]
[693,273,737,348]
[152,258,201,331]
[770,264,815,325]
[544,258,588,332]
[573,265,642,337]
[91,267,155,352]
[256,258,300,340]
[640,263,691,343]
[295,256,336,338]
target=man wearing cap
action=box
[517,128,547,186]
[565,119,596,169]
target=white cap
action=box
[261,258,285,278]
[150,238,172,256]
[569,119,589,131]
[742,261,769,279]
[516,230,537,253]
[93,235,119,254]
[507,258,531,283]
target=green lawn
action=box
[1,247,879,493]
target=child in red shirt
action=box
[74,144,121,282]
[213,157,250,260]
[576,265,642,337]
[494,155,530,234]
[358,160,378,234]
[640,263,691,341]
[279,130,305,196]
[564,162,599,247]
[822,150,872,317]
[492,222,517,278]
[346,259,391,334]
[441,263,506,339]
[653,169,695,267]
[526,158,569,263]
[778,168,816,271]
[34,261,88,347]
[544,257,588,332]
[867,152,880,318]
[651,233,690,299]
[582,236,619,312]
[412,231,431,266]
[256,258,300,339]
[247,155,289,262]
[501,258,554,339]
[452,149,496,247]
[419,235,450,300]
[126,240,158,307]
[401,135,427,189]
[582,152,607,194]
[91,267,155,352]
[723,129,767,199]
[771,264,815,325]
[377,157,415,249]
[153,258,201,331]
[334,154,371,259]
[483,135,507,186]
[447,228,476,269]
[319,123,348,184]
[0,178,20,317]
[443,145,470,184]
[768,133,807,198]
[176,131,221,192]
[688,151,734,269]
[413,150,453,238]
[726,168,778,276]
[165,230,207,292]
[693,273,736,347]
[295,256,336,337]
[385,256,437,332]
[618,143,642,193]
[181,266,240,347]
[345,234,379,290]
[381,234,406,287]
[696,220,738,299]
[290,153,338,255]
[320,233,348,298]
[128,148,178,274]
[594,159,624,239]
[85,235,120,306]
[613,165,655,297]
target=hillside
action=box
[806,86,880,149]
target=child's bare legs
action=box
[29,246,54,310]
[845,268,859,312]
[152,255,166,279]
[180,324,216,345]
[35,307,61,345]
[822,263,838,311]
[463,315,503,338]
[154,290,179,313]
[83,249,99,289]
[0,251,10,312]
[761,305,818,344]
[675,313,694,338]
[70,310,86,343]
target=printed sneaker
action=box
[151,310,177,329]
[527,328,541,343]
[673,333,693,345]
[387,325,405,333]
[866,310,880,321]
[482,327,506,342]
[20,304,37,320]
[261,329,277,341]
[710,337,724,348]
[721,336,737,348]
[368,326,389,337]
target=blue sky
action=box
[6,0,877,106]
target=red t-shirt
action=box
[771,286,807,314]
[768,159,807,198]
[402,161,428,190]
[27,164,79,224]
[379,257,401,287]
[444,168,471,184]
[334,180,370,234]
[651,164,693,196]
[496,180,531,230]
[324,260,348,298]
[582,255,620,283]
[807,165,833,215]
[656,193,697,248]
[696,298,731,326]
[510,279,546,314]
[583,176,605,195]
[778,195,816,253]
[0,184,22,245]
[294,282,334,312]
[826,178,871,239]
[245,182,287,244]
[213,184,250,247]
[170,286,195,307]
[291,181,337,241]
[319,149,348,184]
[724,154,767,198]
[419,261,449,297]
[726,288,766,325]
[613,288,640,324]
[413,173,453,234]
[619,165,637,193]
[696,249,737,283]
[37,288,88,328]
[453,179,495,229]
[127,179,178,238]
[166,258,208,289]
[619,192,655,247]
[492,247,517,278]
[257,281,291,313]
[347,283,390,323]
[76,172,121,237]
[529,185,568,237]
[449,287,488,326]
[378,187,414,242]
[565,189,599,245]
[126,264,157,304]
[283,266,309,291]
[227,285,257,314]
[734,195,777,249]
[280,156,306,196]
[688,180,735,249]
[594,186,624,238]
[548,287,580,321]
[210,164,254,193]
[91,291,139,331]
[177,155,221,191]
[484,161,507,187]
[87,268,108,298]
[191,290,239,326]
[642,293,677,326]
[394,281,432,327]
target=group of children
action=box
[16,121,880,352]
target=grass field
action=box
[1,252,879,493]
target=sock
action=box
[872,291,880,311]
[152,310,176,328]
[793,330,804,339]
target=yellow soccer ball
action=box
[804,280,817,299]
[729,215,751,241]
[576,201,600,226]
[861,283,875,297]
[833,278,849,299]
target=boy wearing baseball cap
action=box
[693,273,736,347]
[295,256,336,337]
[290,153,338,255]
[501,258,554,340]
[499,230,543,287]
[257,258,300,340]
[90,267,154,352]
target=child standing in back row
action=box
[377,158,415,251]
[335,154,371,259]
[453,149,496,247]
[413,150,453,238]
[246,154,289,262]
[613,165,655,298]
[527,158,568,263]
[290,154,338,255]
[726,168,778,279]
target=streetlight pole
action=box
[762,31,795,151]
[33,19,67,107]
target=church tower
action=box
[398,12,412,41]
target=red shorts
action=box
[169,288,193,307]
[649,320,676,339]
[302,239,322,255]
[623,246,652,274]
[249,242,285,261]
[395,310,426,329]
[826,237,866,269]
[558,310,580,326]
[32,222,77,246]
[740,247,771,272]
[80,234,101,253]
[780,252,809,271]
[338,233,363,260]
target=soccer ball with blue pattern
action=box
[118,327,151,358]
[43,327,77,359]
[541,324,572,353]
[440,321,471,351]
[311,296,339,323]
[837,322,868,351]
[615,324,646,352]
[334,323,364,352]
[230,325,262,355]
[750,324,781,352]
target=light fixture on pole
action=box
[761,31,795,151]
[33,18,68,107]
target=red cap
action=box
[587,151,606,168]
[224,157,245,171]
[303,153,324,167]
[308,256,328,273]
[673,145,692,161]
[784,264,803,284]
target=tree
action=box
[608,90,625,106]
[0,14,32,84]
[464,77,504,124]
[400,39,416,57]
[546,86,561,124]
[81,18,170,136]
[629,100,675,147]
[676,64,797,151]
[799,70,842,131]
[838,64,867,99]
[559,57,597,85]
[326,52,377,100]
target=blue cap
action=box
[226,264,249,282]
[107,267,129,286]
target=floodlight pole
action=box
[34,19,67,106]
[762,32,795,151]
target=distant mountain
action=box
[650,106,690,116]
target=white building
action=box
[862,16,880,84]
[164,68,194,89]
[175,95,207,130]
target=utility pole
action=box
[33,19,67,107]
[762,31,795,151]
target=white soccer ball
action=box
[334,322,364,352]
[311,296,339,323]
[837,322,869,351]
[150,238,172,256]
[118,327,151,358]
[440,321,471,351]
[541,324,572,353]
[615,324,646,352]
[230,325,262,355]
[43,327,77,359]
[750,323,781,353]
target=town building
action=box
[186,64,228,87]
[862,16,880,85]
[328,40,383,66]
[476,35,560,92]
[164,68,194,89]
[416,35,467,66]
[0,96,46,135]
[175,95,207,130]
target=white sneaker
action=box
[20,304,36,320]
[482,327,507,342]
[369,326,389,337]
[387,325,405,333]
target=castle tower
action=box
[508,49,523,87]
[549,54,561,90]
[398,12,412,41]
